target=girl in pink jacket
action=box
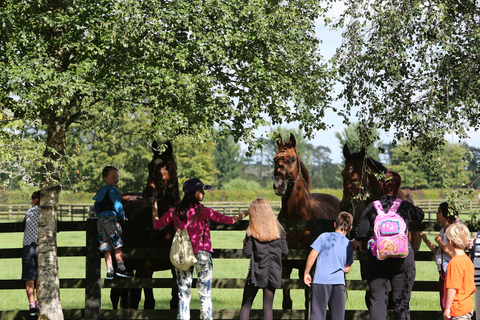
[152,178,249,320]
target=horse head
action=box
[143,140,179,204]
[340,144,388,223]
[273,133,307,196]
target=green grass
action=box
[0,230,457,312]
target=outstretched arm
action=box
[233,210,249,223]
[420,232,438,254]
[152,201,159,225]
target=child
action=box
[419,202,457,311]
[239,198,289,320]
[444,223,475,320]
[22,191,40,316]
[152,178,249,320]
[304,211,354,320]
[93,166,133,279]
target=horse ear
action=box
[289,133,296,148]
[165,141,173,156]
[276,134,284,149]
[152,141,159,155]
[343,144,351,159]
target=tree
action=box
[389,141,471,189]
[1,1,334,317]
[333,0,480,153]
[173,139,218,187]
[213,134,242,188]
[335,122,383,160]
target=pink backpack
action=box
[368,198,408,260]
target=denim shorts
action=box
[22,243,38,280]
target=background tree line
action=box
[3,120,479,195]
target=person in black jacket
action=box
[352,170,424,320]
[239,198,289,320]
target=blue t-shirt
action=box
[311,231,354,285]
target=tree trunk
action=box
[38,110,67,319]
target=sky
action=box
[244,3,480,164]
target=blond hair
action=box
[445,222,470,249]
[246,198,283,242]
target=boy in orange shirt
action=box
[444,223,475,320]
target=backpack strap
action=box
[173,205,203,230]
[373,200,385,215]
[387,198,403,214]
[373,198,403,216]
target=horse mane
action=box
[346,149,388,174]
[299,160,311,188]
[366,157,388,174]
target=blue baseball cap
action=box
[183,178,212,194]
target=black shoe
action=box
[116,267,134,279]
[106,270,115,280]
[29,307,37,317]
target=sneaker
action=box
[115,267,134,279]
[29,306,37,317]
[105,270,115,280]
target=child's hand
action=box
[419,232,427,240]
[468,238,474,250]
[443,307,451,320]
[304,273,312,287]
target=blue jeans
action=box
[176,250,213,320]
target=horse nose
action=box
[273,180,286,195]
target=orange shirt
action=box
[445,254,475,317]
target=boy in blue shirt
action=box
[93,166,133,279]
[304,211,354,320]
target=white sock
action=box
[117,261,125,269]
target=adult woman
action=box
[152,178,249,320]
[420,202,457,311]
[352,170,424,320]
[239,198,288,320]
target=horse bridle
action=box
[274,151,302,192]
[344,155,372,214]
[148,158,177,198]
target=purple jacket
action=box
[154,203,235,254]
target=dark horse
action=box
[111,140,180,309]
[273,133,341,310]
[339,144,421,307]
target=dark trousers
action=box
[311,283,346,320]
[365,251,416,320]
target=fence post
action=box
[85,218,101,320]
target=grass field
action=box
[0,230,458,313]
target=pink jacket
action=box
[154,203,235,254]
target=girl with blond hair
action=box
[239,198,289,320]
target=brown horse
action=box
[273,133,341,310]
[111,140,180,309]
[340,144,422,307]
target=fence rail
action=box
[0,218,464,320]
[1,199,478,222]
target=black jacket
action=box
[243,228,289,289]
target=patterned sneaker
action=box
[29,305,37,317]
[105,270,115,280]
[115,267,134,279]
